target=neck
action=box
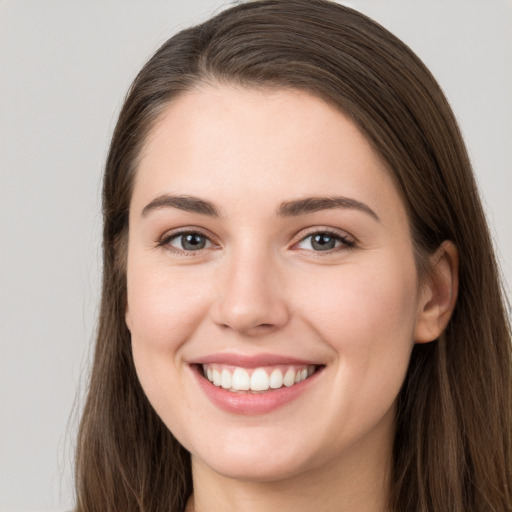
[187,427,393,512]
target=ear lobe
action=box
[414,240,459,344]
[125,306,132,332]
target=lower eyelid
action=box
[294,231,355,249]
[157,231,212,251]
[157,229,355,254]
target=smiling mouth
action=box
[198,363,322,393]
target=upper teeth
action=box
[203,364,316,392]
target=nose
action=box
[211,249,290,336]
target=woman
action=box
[74,1,512,511]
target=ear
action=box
[125,304,132,332]
[414,240,459,343]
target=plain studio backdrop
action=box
[0,1,510,511]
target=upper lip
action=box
[188,352,322,368]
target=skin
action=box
[125,85,458,512]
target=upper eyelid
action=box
[158,226,356,251]
[159,227,217,245]
[291,226,356,245]
[158,230,217,257]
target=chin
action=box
[186,427,330,484]
[196,450,311,483]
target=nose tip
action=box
[216,302,287,336]
[211,260,289,336]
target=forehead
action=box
[133,85,407,224]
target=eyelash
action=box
[158,229,216,256]
[158,227,357,257]
[293,229,356,254]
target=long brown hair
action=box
[74,1,512,510]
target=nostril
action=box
[211,277,290,334]
[217,320,284,336]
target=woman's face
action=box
[126,85,426,482]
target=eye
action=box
[162,231,214,253]
[295,231,355,252]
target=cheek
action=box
[300,257,417,335]
[127,263,208,348]
[126,260,212,400]
[294,256,418,399]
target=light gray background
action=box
[0,1,510,511]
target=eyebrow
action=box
[278,196,380,221]
[142,194,221,217]
[141,194,379,221]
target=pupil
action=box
[312,234,335,251]
[182,234,206,250]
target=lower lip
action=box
[192,365,322,415]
